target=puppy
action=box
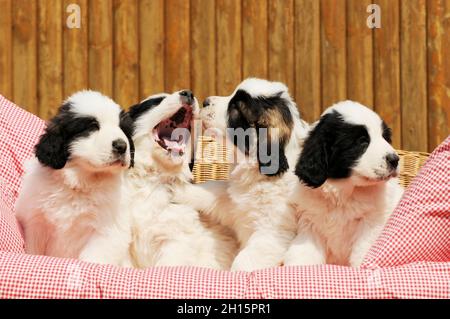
[284,101,404,267]
[178,78,309,271]
[15,91,134,266]
[123,90,237,269]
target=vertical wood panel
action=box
[268,0,294,90]
[427,0,450,151]
[191,0,216,102]
[113,0,139,107]
[242,0,268,79]
[0,0,12,100]
[89,0,113,97]
[63,0,88,98]
[139,0,164,99]
[216,0,242,95]
[320,0,346,109]
[165,0,190,92]
[38,0,63,119]
[401,0,428,151]
[347,0,373,108]
[294,0,321,122]
[374,0,401,148]
[12,0,37,113]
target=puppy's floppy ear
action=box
[120,110,135,168]
[295,116,331,188]
[257,127,290,177]
[35,104,71,169]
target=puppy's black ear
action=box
[35,105,71,169]
[120,110,135,168]
[295,117,331,188]
[257,127,290,177]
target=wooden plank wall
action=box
[0,0,449,152]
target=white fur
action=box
[284,101,404,267]
[124,91,238,269]
[177,78,309,271]
[15,91,132,266]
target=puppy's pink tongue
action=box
[163,138,185,153]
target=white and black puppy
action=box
[123,90,237,269]
[284,101,404,267]
[179,78,309,271]
[15,91,134,266]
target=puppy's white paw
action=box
[283,245,325,266]
[231,251,257,272]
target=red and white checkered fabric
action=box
[362,136,450,268]
[0,95,45,253]
[0,95,449,298]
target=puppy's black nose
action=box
[386,153,399,169]
[180,90,194,105]
[203,98,211,107]
[112,139,127,155]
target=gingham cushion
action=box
[0,251,449,298]
[362,135,450,268]
[0,95,449,299]
[0,95,45,253]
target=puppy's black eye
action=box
[357,135,369,145]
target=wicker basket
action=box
[397,150,430,188]
[192,136,430,188]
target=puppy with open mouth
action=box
[15,91,134,266]
[123,90,237,269]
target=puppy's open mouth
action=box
[110,159,127,167]
[153,105,193,156]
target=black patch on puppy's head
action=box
[382,120,392,144]
[119,110,135,167]
[35,103,100,169]
[227,89,293,177]
[127,96,167,122]
[295,111,370,188]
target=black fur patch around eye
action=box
[295,111,370,187]
[382,120,392,144]
[227,90,293,128]
[127,96,167,121]
[35,102,100,169]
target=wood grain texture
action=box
[427,0,450,151]
[37,0,63,119]
[216,0,242,95]
[401,0,428,151]
[242,0,268,79]
[294,0,321,122]
[191,0,216,102]
[374,0,401,148]
[0,0,12,100]
[63,0,88,98]
[2,0,448,151]
[113,0,139,108]
[347,0,373,108]
[268,0,294,90]
[12,0,37,113]
[320,0,347,109]
[165,0,190,93]
[139,0,164,99]
[89,0,113,97]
